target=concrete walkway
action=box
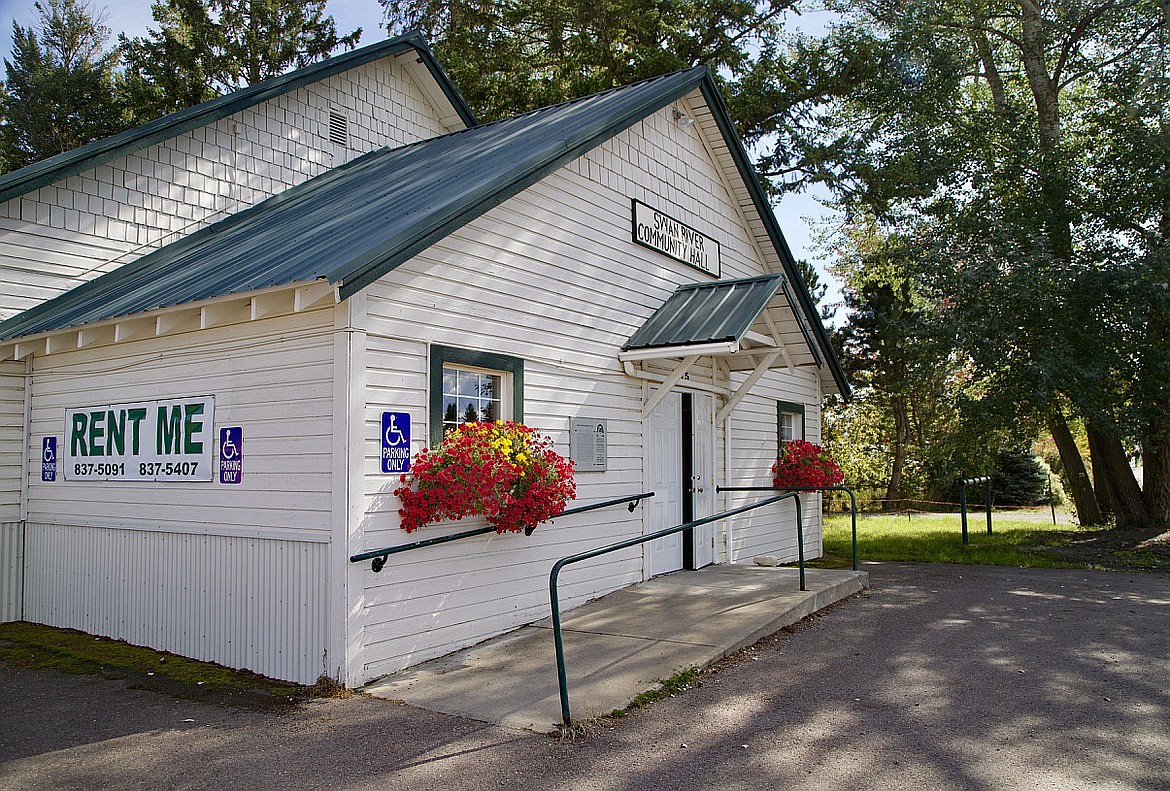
[362,565,868,732]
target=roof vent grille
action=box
[328,111,349,147]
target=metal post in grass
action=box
[958,475,991,546]
[984,478,993,536]
[959,478,969,546]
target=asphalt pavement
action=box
[2,562,1168,791]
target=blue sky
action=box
[0,0,843,320]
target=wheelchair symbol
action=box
[384,414,407,446]
[42,437,55,462]
[222,437,239,460]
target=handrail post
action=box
[549,558,571,726]
[847,488,858,572]
[794,492,805,591]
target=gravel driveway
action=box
[2,562,1167,791]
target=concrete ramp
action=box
[362,565,868,732]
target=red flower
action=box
[393,421,576,534]
[771,440,844,489]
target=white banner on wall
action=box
[63,395,215,482]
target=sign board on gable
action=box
[381,411,411,473]
[571,418,608,472]
[63,396,215,481]
[632,199,721,278]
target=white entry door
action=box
[646,391,684,576]
[689,393,717,568]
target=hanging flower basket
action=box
[771,440,844,489]
[394,420,576,534]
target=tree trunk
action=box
[1087,423,1149,527]
[884,397,909,511]
[1143,431,1170,523]
[1048,412,1104,525]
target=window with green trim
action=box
[777,400,805,451]
[429,344,524,446]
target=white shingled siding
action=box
[349,101,825,682]
[16,309,336,681]
[0,55,453,321]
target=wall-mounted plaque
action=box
[571,418,608,472]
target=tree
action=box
[831,218,966,508]
[991,446,1051,507]
[0,0,126,171]
[752,0,1168,526]
[121,0,361,123]
[119,0,222,121]
[379,0,792,121]
[795,257,833,322]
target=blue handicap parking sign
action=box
[219,426,243,484]
[41,436,57,482]
[381,412,411,474]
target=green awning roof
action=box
[622,275,784,352]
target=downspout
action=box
[19,355,32,523]
[723,406,733,564]
[19,355,33,621]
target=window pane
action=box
[479,374,496,400]
[458,370,481,398]
[443,369,458,398]
[782,413,800,442]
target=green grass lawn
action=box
[813,511,1090,569]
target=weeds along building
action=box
[0,34,848,685]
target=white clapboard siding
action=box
[21,521,328,682]
[0,56,452,321]
[25,310,336,538]
[0,521,21,621]
[726,368,823,563]
[0,361,26,522]
[348,104,821,682]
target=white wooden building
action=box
[0,34,848,685]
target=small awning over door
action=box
[619,274,831,420]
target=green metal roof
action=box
[0,58,849,397]
[0,68,710,342]
[623,275,784,350]
[0,32,476,204]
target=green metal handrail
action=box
[717,485,860,572]
[548,491,803,726]
[350,491,654,572]
[957,475,992,545]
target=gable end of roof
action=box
[0,31,477,205]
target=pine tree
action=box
[121,0,362,124]
[0,0,126,171]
